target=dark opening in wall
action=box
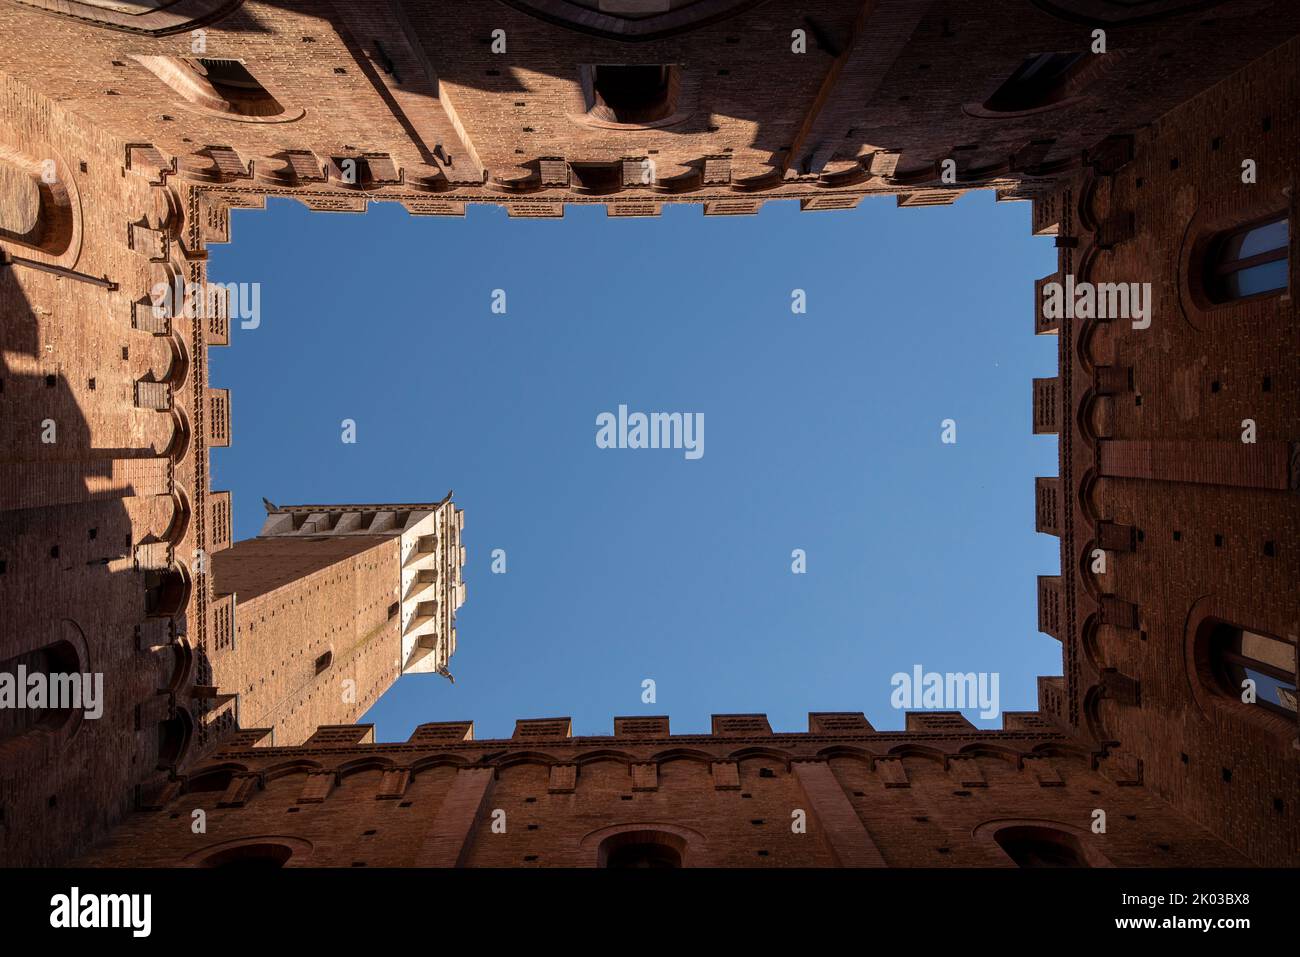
[994,826,1089,867]
[314,650,333,674]
[0,641,81,743]
[134,55,287,119]
[1201,620,1298,719]
[598,829,687,868]
[587,65,680,124]
[189,58,284,117]
[984,52,1086,113]
[200,842,294,869]
[1204,213,1290,302]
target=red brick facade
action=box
[0,0,1296,867]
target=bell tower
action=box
[205,496,466,746]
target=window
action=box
[185,58,284,117]
[984,52,1086,113]
[133,55,286,119]
[314,651,333,675]
[597,828,687,868]
[586,65,680,125]
[994,826,1089,867]
[0,642,81,742]
[1205,214,1289,302]
[1205,622,1297,718]
[606,842,682,868]
[200,842,294,869]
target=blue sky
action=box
[209,191,1061,741]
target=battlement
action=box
[214,705,1073,758]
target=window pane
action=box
[1235,217,1289,260]
[1246,668,1298,713]
[1225,259,1288,298]
[1241,630,1296,672]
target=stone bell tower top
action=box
[256,495,467,676]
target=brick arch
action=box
[972,817,1113,867]
[156,705,195,771]
[0,139,81,266]
[1183,598,1298,742]
[646,747,716,766]
[1177,188,1293,327]
[180,834,313,869]
[335,756,395,778]
[263,759,325,782]
[9,0,246,36]
[572,748,639,766]
[408,753,472,775]
[0,619,91,763]
[131,55,304,124]
[184,762,250,793]
[813,744,875,764]
[491,750,562,770]
[578,821,710,868]
[884,743,947,764]
[726,746,791,766]
[953,743,1024,768]
[500,0,763,42]
[155,635,195,695]
[1030,0,1229,26]
[1027,742,1091,762]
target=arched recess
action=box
[0,140,81,266]
[131,55,303,123]
[814,745,875,765]
[0,619,91,759]
[884,743,948,765]
[954,743,1024,768]
[1181,197,1292,323]
[727,746,791,767]
[501,0,763,41]
[10,0,246,36]
[181,834,313,869]
[647,747,716,767]
[1186,603,1297,741]
[156,706,195,770]
[973,818,1111,867]
[1031,0,1228,25]
[409,753,471,775]
[963,51,1113,120]
[493,751,561,771]
[264,759,325,783]
[184,762,248,793]
[572,748,638,767]
[335,756,395,779]
[580,822,709,867]
[144,561,192,620]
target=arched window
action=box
[133,55,286,119]
[583,65,681,125]
[200,842,294,869]
[1205,213,1290,302]
[0,641,82,742]
[984,52,1087,113]
[1204,621,1297,718]
[143,565,190,618]
[156,708,194,769]
[994,825,1089,867]
[598,829,686,868]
